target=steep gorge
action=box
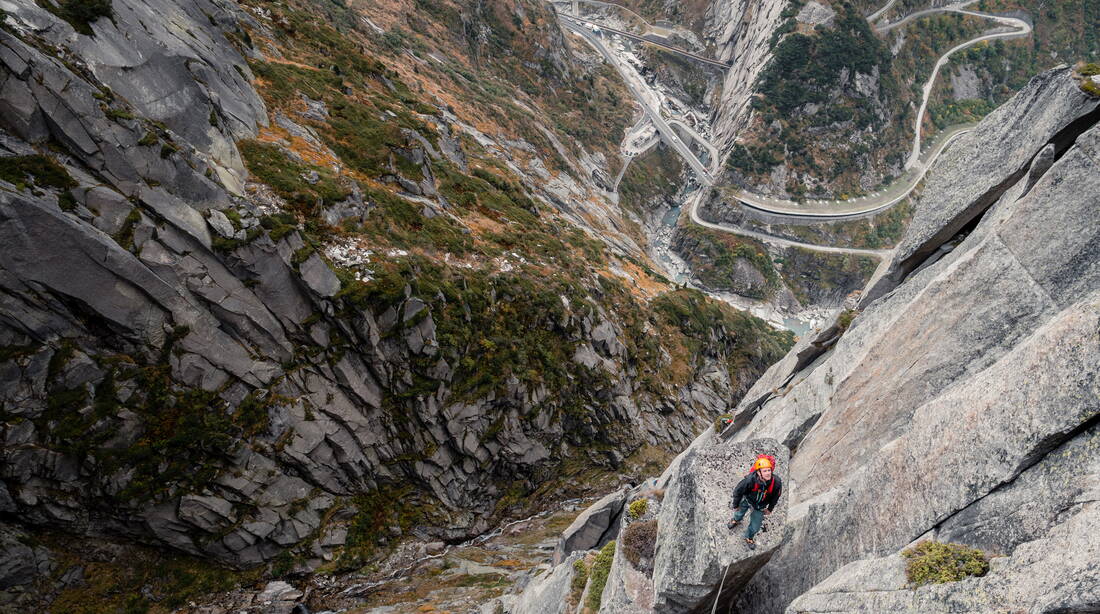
[0,0,797,608]
[1,0,1098,611]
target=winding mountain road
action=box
[557,0,1030,220]
[557,0,1031,258]
[903,8,1030,168]
[561,18,717,184]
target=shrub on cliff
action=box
[627,499,648,520]
[622,519,657,573]
[902,541,990,587]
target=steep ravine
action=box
[0,0,801,609]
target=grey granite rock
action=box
[553,487,629,565]
[652,439,788,614]
[0,0,789,575]
[720,68,1100,614]
[512,552,584,614]
[787,502,1100,613]
[866,66,1100,300]
[0,525,39,589]
[299,253,340,298]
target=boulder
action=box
[0,526,38,589]
[553,487,629,564]
[299,253,341,298]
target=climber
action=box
[726,454,782,550]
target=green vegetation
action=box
[585,540,616,611]
[836,309,858,332]
[337,255,602,402]
[36,0,113,36]
[723,199,912,250]
[570,558,589,603]
[238,139,350,214]
[618,145,686,216]
[902,541,990,587]
[964,0,1100,103]
[714,413,734,433]
[673,225,780,299]
[929,99,996,129]
[336,485,434,571]
[650,288,795,385]
[621,519,657,571]
[0,154,77,191]
[757,3,892,116]
[775,247,877,308]
[627,498,648,520]
[34,332,285,503]
[726,142,785,175]
[42,532,257,614]
[104,107,135,121]
[114,208,142,251]
[1082,64,1100,95]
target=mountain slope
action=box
[0,0,797,605]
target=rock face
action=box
[553,487,629,565]
[722,66,1100,613]
[706,0,788,151]
[0,0,794,580]
[504,65,1100,614]
[788,501,1100,613]
[650,439,788,614]
[512,551,584,614]
[866,65,1100,302]
[511,437,789,614]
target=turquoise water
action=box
[783,317,814,338]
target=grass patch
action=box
[836,309,858,332]
[44,533,257,614]
[237,140,350,214]
[585,540,615,611]
[570,558,589,604]
[714,413,734,433]
[0,155,77,191]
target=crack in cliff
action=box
[867,102,1100,304]
[929,410,1100,541]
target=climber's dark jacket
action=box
[731,471,783,511]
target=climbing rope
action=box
[711,559,733,614]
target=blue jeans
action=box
[732,497,765,539]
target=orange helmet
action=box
[752,456,775,471]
